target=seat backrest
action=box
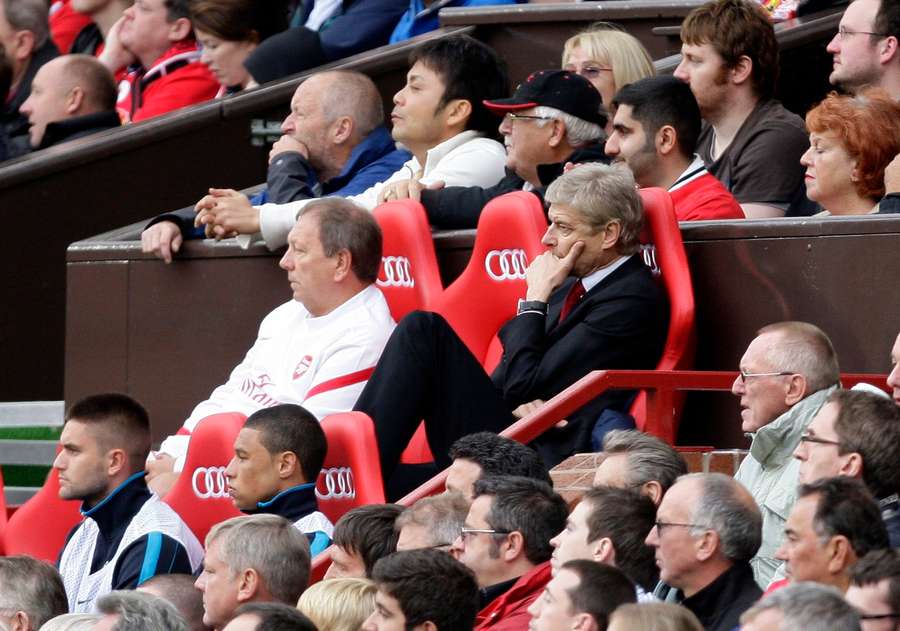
[373,200,444,320]
[3,461,82,562]
[163,413,245,543]
[434,192,548,371]
[630,188,696,440]
[317,412,386,524]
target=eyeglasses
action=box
[504,113,555,123]
[858,613,900,621]
[654,520,709,534]
[565,65,614,79]
[427,542,454,551]
[799,432,842,448]
[738,370,794,383]
[836,26,887,40]
[459,528,511,541]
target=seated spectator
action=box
[0,0,58,158]
[674,0,813,217]
[0,556,68,631]
[146,199,394,494]
[389,0,520,45]
[415,69,608,230]
[225,404,333,555]
[297,577,377,631]
[450,476,568,631]
[446,432,552,500]
[731,321,840,587]
[197,35,509,249]
[606,76,743,221]
[39,614,102,631]
[647,473,762,631]
[776,477,889,591]
[528,560,636,631]
[827,0,900,100]
[794,389,900,546]
[68,0,131,56]
[802,90,900,216]
[195,515,311,630]
[95,590,188,631]
[395,492,469,552]
[562,22,655,130]
[366,549,479,631]
[55,394,203,614]
[138,573,211,631]
[326,504,403,579]
[890,330,900,403]
[18,54,119,150]
[222,603,317,631]
[99,0,218,123]
[550,486,658,599]
[242,0,405,87]
[355,164,668,476]
[190,0,287,95]
[740,582,861,630]
[143,70,410,263]
[846,549,900,630]
[608,602,703,631]
[592,430,688,507]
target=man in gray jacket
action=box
[731,321,840,588]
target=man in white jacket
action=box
[192,34,509,248]
[146,198,396,495]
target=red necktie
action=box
[558,280,585,323]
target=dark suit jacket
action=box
[490,254,668,465]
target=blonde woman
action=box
[608,603,704,631]
[297,577,377,631]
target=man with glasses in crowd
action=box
[730,321,840,587]
[827,0,899,100]
[847,549,900,631]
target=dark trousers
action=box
[354,311,514,479]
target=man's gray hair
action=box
[544,163,643,255]
[2,0,49,48]
[96,591,188,631]
[740,582,861,631]
[601,429,688,495]
[683,473,762,563]
[756,321,840,393]
[0,556,68,629]
[532,105,604,147]
[395,492,469,548]
[318,70,384,139]
[206,514,311,605]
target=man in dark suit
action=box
[355,163,667,479]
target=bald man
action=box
[19,53,119,150]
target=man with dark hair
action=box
[776,477,889,592]
[55,393,203,613]
[199,34,509,249]
[592,429,688,506]
[794,389,900,546]
[847,549,900,630]
[366,549,479,631]
[550,486,658,599]
[606,75,743,221]
[225,404,333,556]
[0,556,68,631]
[138,573,211,631]
[223,603,318,631]
[147,198,395,497]
[674,0,812,217]
[326,503,404,579]
[827,0,900,99]
[647,473,762,631]
[396,492,469,552]
[446,432,551,500]
[449,476,568,631]
[528,560,636,631]
[98,0,218,122]
[18,53,119,150]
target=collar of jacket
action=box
[748,385,838,466]
[246,482,319,522]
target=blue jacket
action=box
[389,0,521,44]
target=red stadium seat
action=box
[2,461,81,562]
[163,413,245,543]
[373,200,444,320]
[317,412,386,524]
[630,188,696,442]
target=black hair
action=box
[799,477,890,559]
[65,393,152,470]
[561,560,637,628]
[231,602,319,631]
[244,404,327,483]
[332,504,403,577]
[448,432,551,486]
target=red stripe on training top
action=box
[305,367,375,400]
[176,427,191,436]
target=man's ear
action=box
[12,30,36,63]
[730,55,753,86]
[878,35,898,65]
[502,531,526,562]
[66,86,86,115]
[599,220,622,251]
[442,98,472,131]
[839,452,863,479]
[107,448,127,477]
[784,374,809,406]
[237,568,261,602]
[826,535,854,575]
[695,529,720,562]
[167,17,193,43]
[591,537,615,566]
[278,451,300,480]
[655,125,678,157]
[573,611,599,631]
[548,118,566,148]
[332,248,352,282]
[641,480,664,506]
[331,116,354,144]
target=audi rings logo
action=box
[485,249,528,281]
[192,466,229,500]
[377,256,415,288]
[316,467,356,500]
[640,244,661,276]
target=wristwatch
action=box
[517,299,548,316]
